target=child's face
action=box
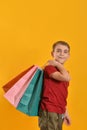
[52,44,70,64]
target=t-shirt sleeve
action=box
[44,65,58,76]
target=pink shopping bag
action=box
[3,65,34,92]
[4,66,38,107]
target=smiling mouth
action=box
[58,57,65,59]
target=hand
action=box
[63,110,71,126]
[64,116,71,126]
[48,60,61,67]
[42,60,58,69]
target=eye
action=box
[56,49,61,52]
[57,50,60,52]
[64,50,68,53]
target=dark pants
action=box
[38,109,64,130]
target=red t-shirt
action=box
[40,65,69,114]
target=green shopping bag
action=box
[16,68,43,116]
[27,69,43,116]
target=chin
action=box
[56,60,64,64]
[59,61,64,64]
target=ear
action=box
[51,51,54,57]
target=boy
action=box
[38,41,71,130]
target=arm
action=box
[48,60,71,82]
[63,109,71,125]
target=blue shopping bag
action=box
[16,68,43,116]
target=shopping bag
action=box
[17,68,43,116]
[27,70,43,116]
[4,66,38,107]
[3,65,34,92]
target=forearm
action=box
[48,60,68,74]
[48,60,71,81]
[50,71,70,81]
[55,63,71,81]
[55,62,67,73]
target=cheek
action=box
[52,53,56,57]
[65,55,69,59]
[54,54,59,58]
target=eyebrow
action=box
[56,48,68,51]
[56,48,69,52]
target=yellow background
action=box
[0,0,87,130]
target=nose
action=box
[60,51,64,56]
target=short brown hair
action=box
[52,41,70,52]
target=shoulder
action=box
[44,65,56,70]
[44,65,58,75]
